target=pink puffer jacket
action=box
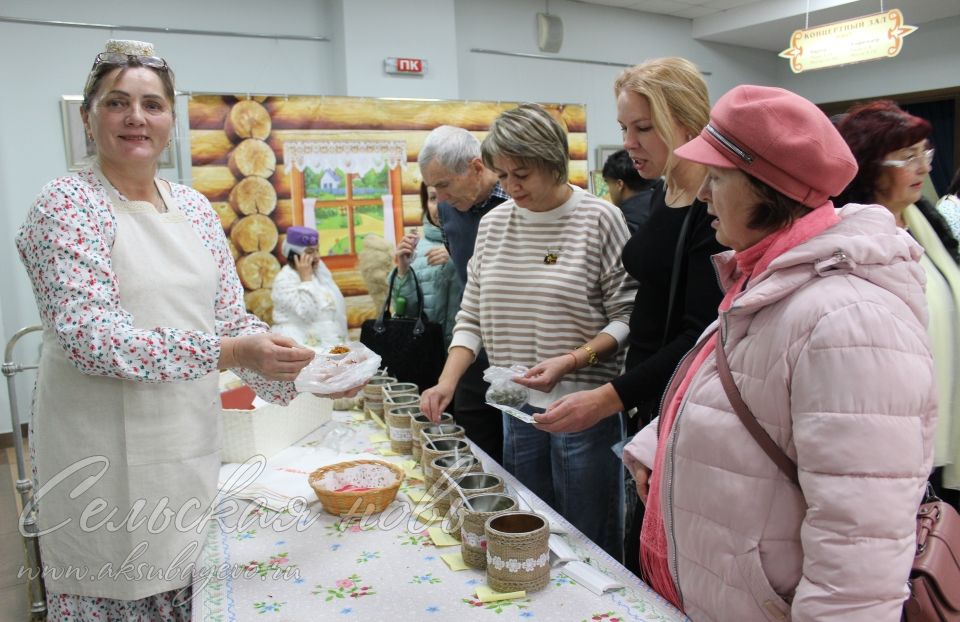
[624,204,937,622]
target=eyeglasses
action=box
[92,52,169,71]
[881,148,934,169]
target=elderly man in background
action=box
[418,125,508,462]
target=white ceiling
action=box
[570,0,960,51]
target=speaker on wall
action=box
[537,13,563,53]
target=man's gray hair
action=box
[418,125,481,174]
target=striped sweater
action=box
[450,185,637,406]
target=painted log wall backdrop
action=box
[188,95,588,333]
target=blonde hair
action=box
[481,104,569,184]
[614,57,709,186]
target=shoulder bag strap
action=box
[714,334,800,487]
[374,269,400,333]
[407,267,429,336]
[662,205,694,347]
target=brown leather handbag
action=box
[904,490,960,621]
[714,336,960,621]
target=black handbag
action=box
[360,267,445,391]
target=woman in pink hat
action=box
[623,85,936,621]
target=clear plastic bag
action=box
[483,365,530,408]
[294,342,382,395]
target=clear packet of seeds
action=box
[482,364,530,409]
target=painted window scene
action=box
[303,165,390,256]
[188,94,586,328]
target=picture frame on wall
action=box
[594,144,621,169]
[60,95,176,171]
[590,170,611,203]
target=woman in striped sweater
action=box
[421,104,637,559]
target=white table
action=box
[191,411,687,621]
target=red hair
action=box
[835,100,931,206]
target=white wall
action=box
[454,0,781,168]
[338,0,460,99]
[776,14,960,103]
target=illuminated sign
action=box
[384,57,426,75]
[779,9,916,73]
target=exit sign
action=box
[384,57,427,76]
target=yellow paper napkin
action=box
[368,411,387,429]
[475,585,526,602]
[441,552,470,571]
[405,489,434,504]
[428,527,460,547]
[378,448,401,457]
[369,432,389,443]
[412,507,443,525]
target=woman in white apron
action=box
[16,40,316,621]
[271,225,349,348]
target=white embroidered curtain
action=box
[283,140,407,174]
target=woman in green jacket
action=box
[390,182,464,348]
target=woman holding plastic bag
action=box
[420,104,637,559]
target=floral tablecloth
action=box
[192,412,687,621]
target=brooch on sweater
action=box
[544,248,561,264]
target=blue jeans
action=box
[502,407,624,561]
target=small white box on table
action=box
[220,371,332,463]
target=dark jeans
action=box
[504,405,625,561]
[623,395,659,575]
[453,349,503,464]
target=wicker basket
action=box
[485,511,551,592]
[308,459,404,516]
[410,412,453,462]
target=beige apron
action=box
[33,170,221,599]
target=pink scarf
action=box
[639,202,840,610]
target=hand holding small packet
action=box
[294,342,381,397]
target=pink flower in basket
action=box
[336,578,355,589]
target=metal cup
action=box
[456,493,518,569]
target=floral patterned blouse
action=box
[16,169,297,404]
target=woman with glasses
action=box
[16,40,316,620]
[836,100,960,504]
